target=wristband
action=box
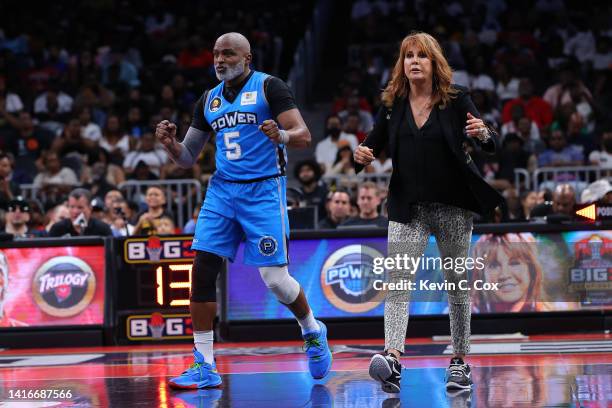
[278,129,290,144]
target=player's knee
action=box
[191,250,224,303]
[258,266,300,304]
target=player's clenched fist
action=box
[354,144,375,165]
[259,119,289,144]
[156,120,177,148]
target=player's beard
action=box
[216,59,246,82]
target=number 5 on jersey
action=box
[224,131,241,160]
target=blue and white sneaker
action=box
[168,348,222,389]
[302,320,332,379]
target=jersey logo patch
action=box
[209,97,222,112]
[258,236,278,256]
[240,91,257,106]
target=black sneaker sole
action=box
[369,354,401,394]
[445,380,472,390]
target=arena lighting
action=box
[576,204,597,221]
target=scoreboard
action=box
[114,236,206,343]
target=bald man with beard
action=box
[157,32,332,389]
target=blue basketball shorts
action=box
[192,175,289,266]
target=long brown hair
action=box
[381,32,457,108]
[471,233,543,313]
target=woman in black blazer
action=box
[355,32,503,394]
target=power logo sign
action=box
[320,245,387,313]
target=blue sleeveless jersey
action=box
[203,71,288,181]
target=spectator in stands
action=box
[133,186,172,236]
[32,151,80,201]
[3,197,46,238]
[471,90,500,129]
[501,105,541,152]
[343,112,367,143]
[502,78,553,130]
[0,153,19,210]
[6,111,54,182]
[493,133,536,191]
[589,129,612,169]
[183,205,200,234]
[123,132,168,177]
[318,189,351,229]
[516,191,539,222]
[100,114,131,165]
[315,115,358,173]
[341,182,387,227]
[156,215,176,235]
[33,83,74,127]
[126,106,147,138]
[48,188,112,236]
[538,128,584,168]
[366,148,392,174]
[178,35,213,71]
[294,159,328,219]
[580,179,612,205]
[530,184,576,219]
[493,32,537,76]
[108,198,135,237]
[77,106,102,142]
[469,56,495,96]
[494,63,520,105]
[338,95,374,133]
[101,47,140,89]
[45,203,69,232]
[52,117,95,179]
[0,76,23,131]
[502,188,521,220]
[543,63,593,111]
[327,143,356,177]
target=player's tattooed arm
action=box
[156,120,209,168]
[259,108,311,148]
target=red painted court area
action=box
[0,333,610,407]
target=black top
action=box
[48,218,113,237]
[318,217,340,229]
[399,105,466,206]
[191,71,297,132]
[356,86,504,223]
[341,215,388,228]
[299,182,328,220]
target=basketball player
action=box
[156,32,332,389]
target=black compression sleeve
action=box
[264,76,298,119]
[190,92,213,132]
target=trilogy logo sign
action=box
[127,313,193,341]
[32,256,96,317]
[321,245,386,313]
[124,236,196,263]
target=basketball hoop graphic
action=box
[149,312,165,339]
[146,236,162,262]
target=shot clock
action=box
[116,236,197,310]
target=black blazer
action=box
[356,86,504,223]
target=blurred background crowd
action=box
[0,0,611,237]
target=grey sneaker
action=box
[445,357,473,390]
[369,352,401,394]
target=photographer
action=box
[109,197,135,237]
[48,188,112,237]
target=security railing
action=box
[119,179,203,229]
